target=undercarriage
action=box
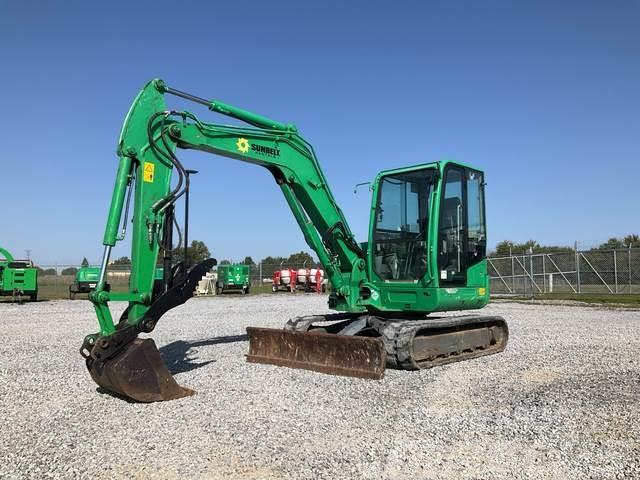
[247,313,509,379]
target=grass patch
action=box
[493,293,640,306]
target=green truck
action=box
[69,267,106,299]
[216,264,250,295]
[0,247,38,301]
[70,266,164,299]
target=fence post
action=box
[613,250,618,294]
[520,255,524,297]
[629,247,633,294]
[529,254,534,299]
[575,242,581,294]
[523,254,528,297]
[511,255,515,294]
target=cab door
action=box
[437,165,487,286]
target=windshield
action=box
[372,168,436,281]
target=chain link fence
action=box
[33,262,322,299]
[488,248,640,295]
[30,249,640,299]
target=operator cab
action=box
[370,162,487,286]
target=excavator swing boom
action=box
[81,79,508,402]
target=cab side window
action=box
[438,167,487,285]
[438,167,465,284]
[466,170,486,267]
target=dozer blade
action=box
[88,338,195,402]
[246,327,386,380]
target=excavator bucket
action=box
[88,338,195,402]
[246,327,386,380]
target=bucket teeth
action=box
[88,338,195,402]
[246,327,386,380]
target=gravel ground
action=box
[0,295,638,479]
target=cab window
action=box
[372,169,435,281]
[438,167,486,284]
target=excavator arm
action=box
[166,103,368,303]
[81,79,378,401]
[90,79,368,334]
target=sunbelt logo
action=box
[236,138,280,157]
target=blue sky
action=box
[1,1,638,264]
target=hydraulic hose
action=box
[147,111,185,212]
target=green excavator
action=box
[81,79,508,402]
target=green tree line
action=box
[492,233,639,256]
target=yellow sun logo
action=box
[236,138,250,153]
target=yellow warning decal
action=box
[143,162,155,183]
[478,287,486,296]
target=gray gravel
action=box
[0,295,638,479]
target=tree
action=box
[112,256,131,265]
[598,238,625,250]
[243,256,255,266]
[188,240,210,265]
[261,256,287,266]
[287,251,314,267]
[494,240,515,256]
[259,256,288,278]
[521,240,540,253]
[37,267,57,276]
[592,235,640,250]
[624,234,639,248]
[81,257,89,267]
[219,259,231,265]
[173,240,211,267]
[61,267,78,276]
[493,240,572,256]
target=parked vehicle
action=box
[69,267,107,299]
[0,247,38,301]
[272,268,297,293]
[216,264,250,294]
[308,268,326,293]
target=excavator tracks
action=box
[283,313,508,374]
[375,315,508,370]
